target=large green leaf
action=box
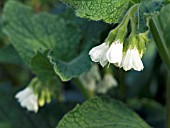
[3,1,106,81]
[3,1,54,64]
[57,97,151,128]
[60,0,132,23]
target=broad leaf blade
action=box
[3,1,107,81]
[57,97,151,128]
[60,0,131,23]
[3,1,66,64]
[48,48,91,81]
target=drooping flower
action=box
[15,87,38,113]
[79,64,118,94]
[97,74,118,94]
[79,64,101,91]
[89,43,109,67]
[121,46,144,71]
[106,40,123,67]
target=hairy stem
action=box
[105,4,139,44]
[72,78,95,99]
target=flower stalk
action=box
[105,4,139,44]
[73,78,95,99]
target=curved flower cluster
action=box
[89,40,144,71]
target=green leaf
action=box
[57,97,151,128]
[3,1,63,65]
[60,0,131,23]
[48,47,91,81]
[128,98,166,128]
[3,1,106,81]
[31,50,57,81]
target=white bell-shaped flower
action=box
[15,87,38,113]
[89,43,109,67]
[106,40,123,67]
[121,46,144,71]
[79,64,101,91]
[97,74,118,94]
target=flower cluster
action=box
[89,3,148,72]
[89,40,144,71]
[15,77,56,113]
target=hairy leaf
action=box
[60,0,131,23]
[57,97,151,128]
[3,1,106,81]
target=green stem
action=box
[72,78,95,99]
[130,14,136,35]
[149,17,170,71]
[149,17,170,128]
[105,4,139,44]
[124,4,139,25]
[116,4,139,40]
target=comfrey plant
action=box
[1,0,170,128]
[89,4,147,71]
